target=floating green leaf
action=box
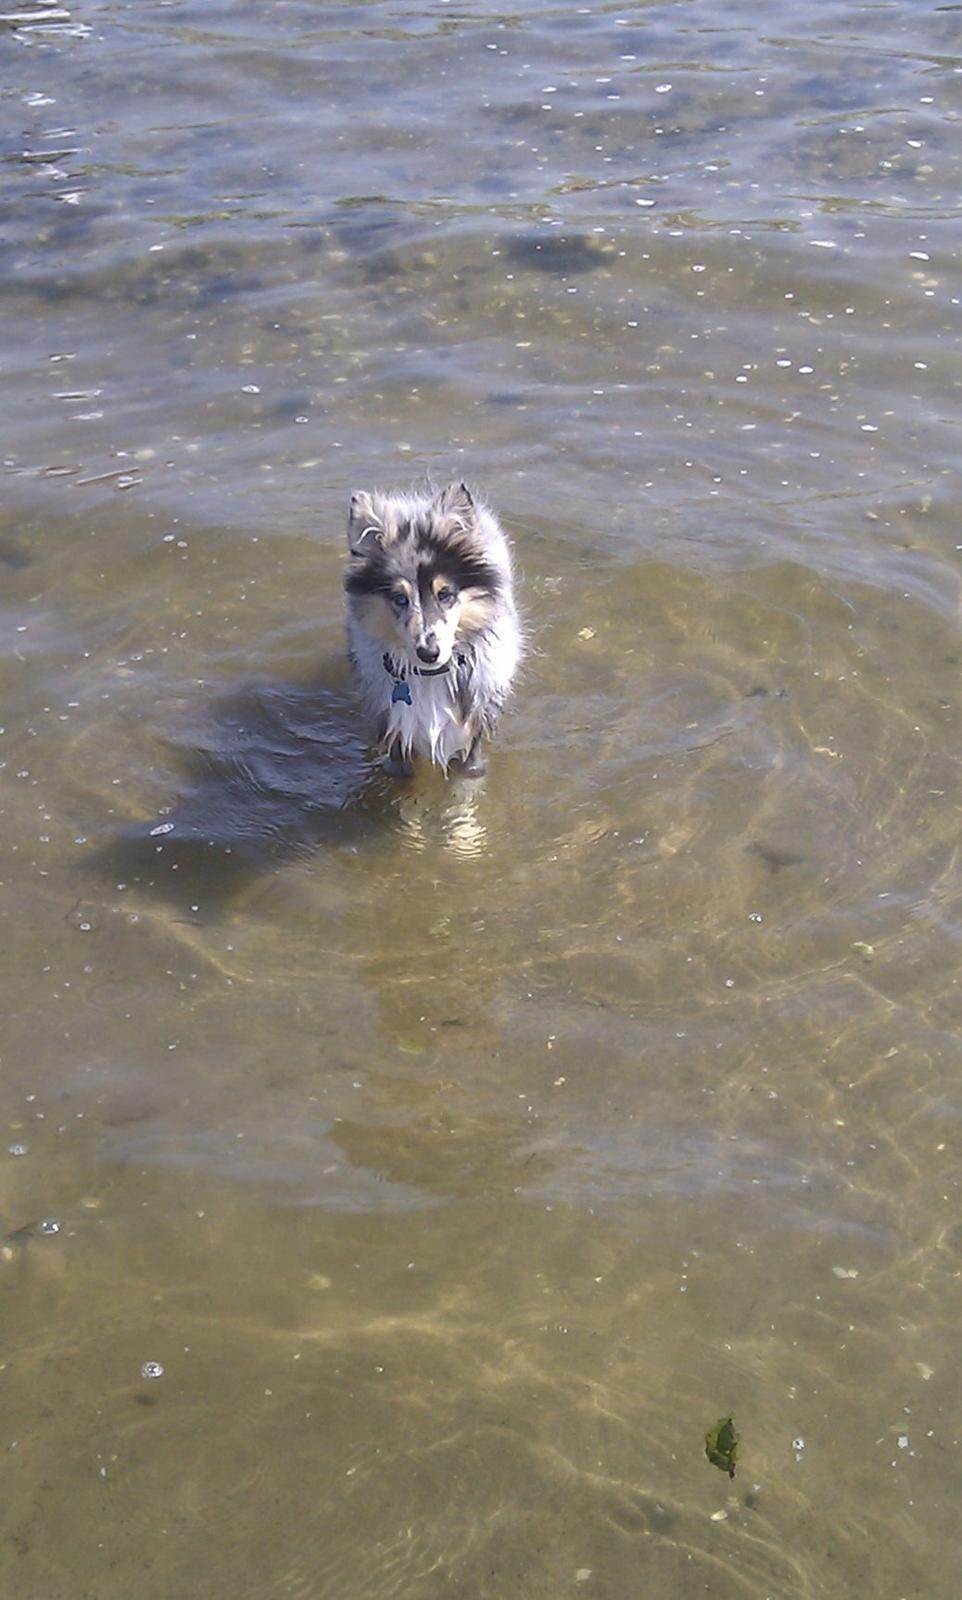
[705,1416,738,1478]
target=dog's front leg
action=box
[384,737,413,779]
[454,732,486,778]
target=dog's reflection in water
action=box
[395,776,489,861]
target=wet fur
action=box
[344,482,521,774]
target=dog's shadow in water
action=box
[98,663,392,913]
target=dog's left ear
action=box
[434,482,476,528]
[347,490,383,553]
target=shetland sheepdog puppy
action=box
[344,482,521,777]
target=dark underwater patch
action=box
[506,232,608,276]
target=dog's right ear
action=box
[347,490,383,553]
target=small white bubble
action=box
[141,1361,165,1380]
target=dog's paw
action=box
[384,751,413,779]
[452,749,487,778]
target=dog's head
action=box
[344,483,502,668]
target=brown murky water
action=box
[2,1,961,1595]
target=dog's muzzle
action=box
[416,636,440,665]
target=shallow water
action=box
[2,1,961,1594]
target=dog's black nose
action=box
[416,638,440,664]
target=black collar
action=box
[382,651,465,681]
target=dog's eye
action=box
[390,590,410,609]
[437,587,457,607]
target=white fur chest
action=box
[348,623,471,766]
[383,669,468,766]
